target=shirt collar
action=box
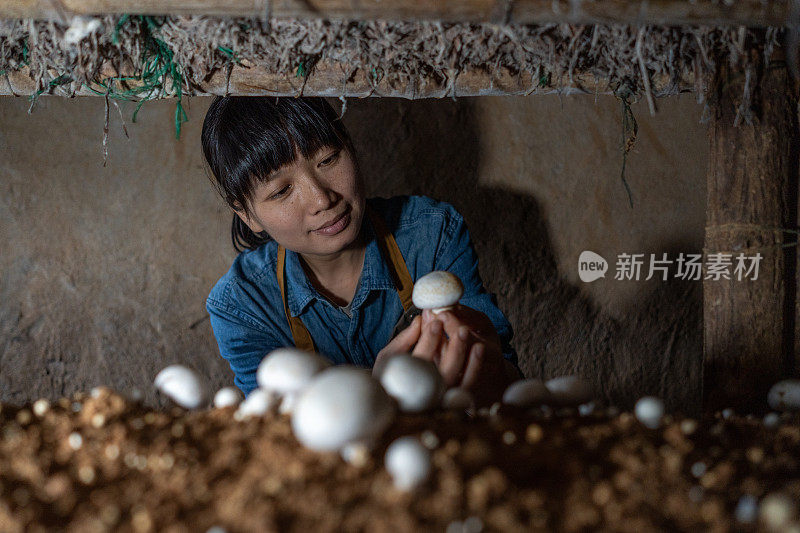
[284,210,398,317]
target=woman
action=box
[201,96,522,406]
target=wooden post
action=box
[703,58,799,413]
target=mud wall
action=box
[0,94,706,412]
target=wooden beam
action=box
[0,0,792,27]
[703,61,798,413]
[0,59,694,98]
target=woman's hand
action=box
[373,307,516,406]
[372,313,447,377]
[372,315,426,376]
[417,306,512,406]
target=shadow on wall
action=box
[339,97,703,415]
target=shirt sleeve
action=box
[206,298,281,397]
[433,204,524,378]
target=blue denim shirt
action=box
[206,195,520,396]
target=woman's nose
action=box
[304,175,338,211]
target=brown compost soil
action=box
[0,387,798,532]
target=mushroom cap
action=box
[502,379,552,408]
[213,387,243,408]
[279,393,299,415]
[412,271,464,310]
[442,387,475,411]
[759,493,797,530]
[154,365,207,409]
[256,348,331,396]
[377,353,445,413]
[385,436,432,491]
[634,396,665,429]
[763,412,781,428]
[767,379,800,412]
[292,367,396,452]
[544,375,594,407]
[235,388,276,418]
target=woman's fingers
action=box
[439,323,472,387]
[373,315,421,377]
[387,315,421,353]
[429,310,473,386]
[412,319,444,362]
[459,342,485,390]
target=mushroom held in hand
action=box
[544,375,594,407]
[291,367,395,452]
[154,365,207,409]
[377,353,445,413]
[257,348,331,413]
[412,271,464,314]
[767,379,800,412]
[385,436,432,491]
[502,379,552,408]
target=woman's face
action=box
[236,144,366,259]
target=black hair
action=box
[201,96,358,252]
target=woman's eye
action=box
[270,185,290,199]
[320,151,340,166]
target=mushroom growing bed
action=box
[1,388,799,532]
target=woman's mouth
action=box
[313,211,350,236]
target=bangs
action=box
[202,97,350,214]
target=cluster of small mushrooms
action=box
[154,270,800,493]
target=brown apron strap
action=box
[277,245,316,353]
[367,205,414,313]
[277,205,413,352]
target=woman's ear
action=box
[233,204,266,234]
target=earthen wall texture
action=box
[0,94,705,412]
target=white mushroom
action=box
[291,367,395,452]
[234,388,276,419]
[442,388,475,411]
[735,494,758,524]
[502,379,552,408]
[213,387,243,408]
[763,412,781,428]
[385,436,432,491]
[767,379,800,412]
[340,442,370,467]
[257,348,331,414]
[760,493,797,531]
[154,365,207,409]
[377,353,445,412]
[32,399,50,417]
[412,271,464,314]
[544,375,594,406]
[635,396,665,429]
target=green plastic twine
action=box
[101,15,189,138]
[218,46,242,65]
